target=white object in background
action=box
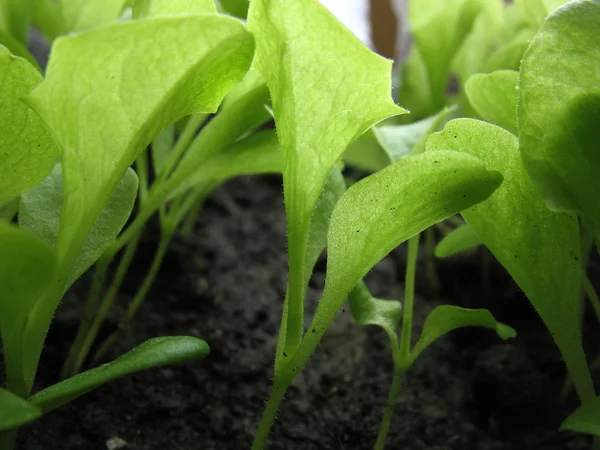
[320,0,373,48]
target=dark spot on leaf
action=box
[312,329,316,333]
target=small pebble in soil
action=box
[105,437,128,449]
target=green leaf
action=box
[0,46,58,207]
[561,396,600,437]
[171,130,281,199]
[151,125,175,176]
[410,305,516,363]
[307,150,502,337]
[0,223,56,397]
[27,14,253,278]
[410,0,483,112]
[484,29,533,73]
[427,118,595,401]
[434,223,482,258]
[518,0,600,238]
[348,281,402,344]
[133,0,216,18]
[0,30,42,72]
[19,165,139,289]
[0,388,42,431]
[465,70,518,135]
[0,0,35,44]
[218,0,249,18]
[165,70,271,198]
[57,0,129,32]
[247,0,405,355]
[28,336,210,413]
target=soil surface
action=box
[10,175,598,450]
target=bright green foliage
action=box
[401,0,483,117]
[427,118,595,401]
[0,47,57,207]
[19,166,139,289]
[515,0,567,28]
[23,14,253,390]
[248,0,405,356]
[0,0,35,44]
[410,305,515,363]
[518,0,600,239]
[434,223,482,258]
[484,30,533,73]
[57,0,129,32]
[348,282,402,347]
[0,31,41,71]
[466,70,518,134]
[133,0,216,18]
[344,106,457,173]
[307,150,502,343]
[0,389,41,431]
[28,337,209,415]
[151,125,175,175]
[561,395,600,437]
[0,223,56,397]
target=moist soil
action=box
[14,175,599,450]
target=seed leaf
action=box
[0,46,58,207]
[19,165,139,289]
[247,0,405,354]
[465,70,518,135]
[427,118,595,401]
[0,388,42,431]
[434,223,482,258]
[28,336,210,413]
[561,395,600,437]
[518,0,600,238]
[410,305,515,364]
[308,150,502,336]
[0,223,56,397]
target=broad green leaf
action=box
[133,0,216,18]
[434,223,482,258]
[165,70,271,198]
[57,0,129,32]
[515,0,567,28]
[306,150,502,339]
[427,118,595,401]
[0,223,56,397]
[410,305,516,364]
[410,0,483,112]
[398,46,433,121]
[518,0,600,238]
[0,46,58,207]
[343,130,393,173]
[561,396,600,437]
[0,388,42,431]
[348,281,402,344]
[247,0,405,355]
[27,14,253,277]
[465,70,518,135]
[19,165,139,289]
[0,196,19,221]
[219,0,249,18]
[484,29,533,73]
[171,130,281,199]
[0,30,41,71]
[28,336,209,413]
[31,0,64,41]
[0,0,35,44]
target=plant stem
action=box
[582,270,600,325]
[374,337,403,450]
[399,234,420,368]
[251,378,289,450]
[424,227,440,291]
[91,229,173,364]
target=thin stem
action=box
[64,231,142,377]
[251,378,289,450]
[424,227,440,291]
[179,195,205,237]
[399,234,420,368]
[374,338,403,450]
[92,229,173,364]
[582,270,600,325]
[154,114,209,186]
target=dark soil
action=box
[13,175,599,450]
